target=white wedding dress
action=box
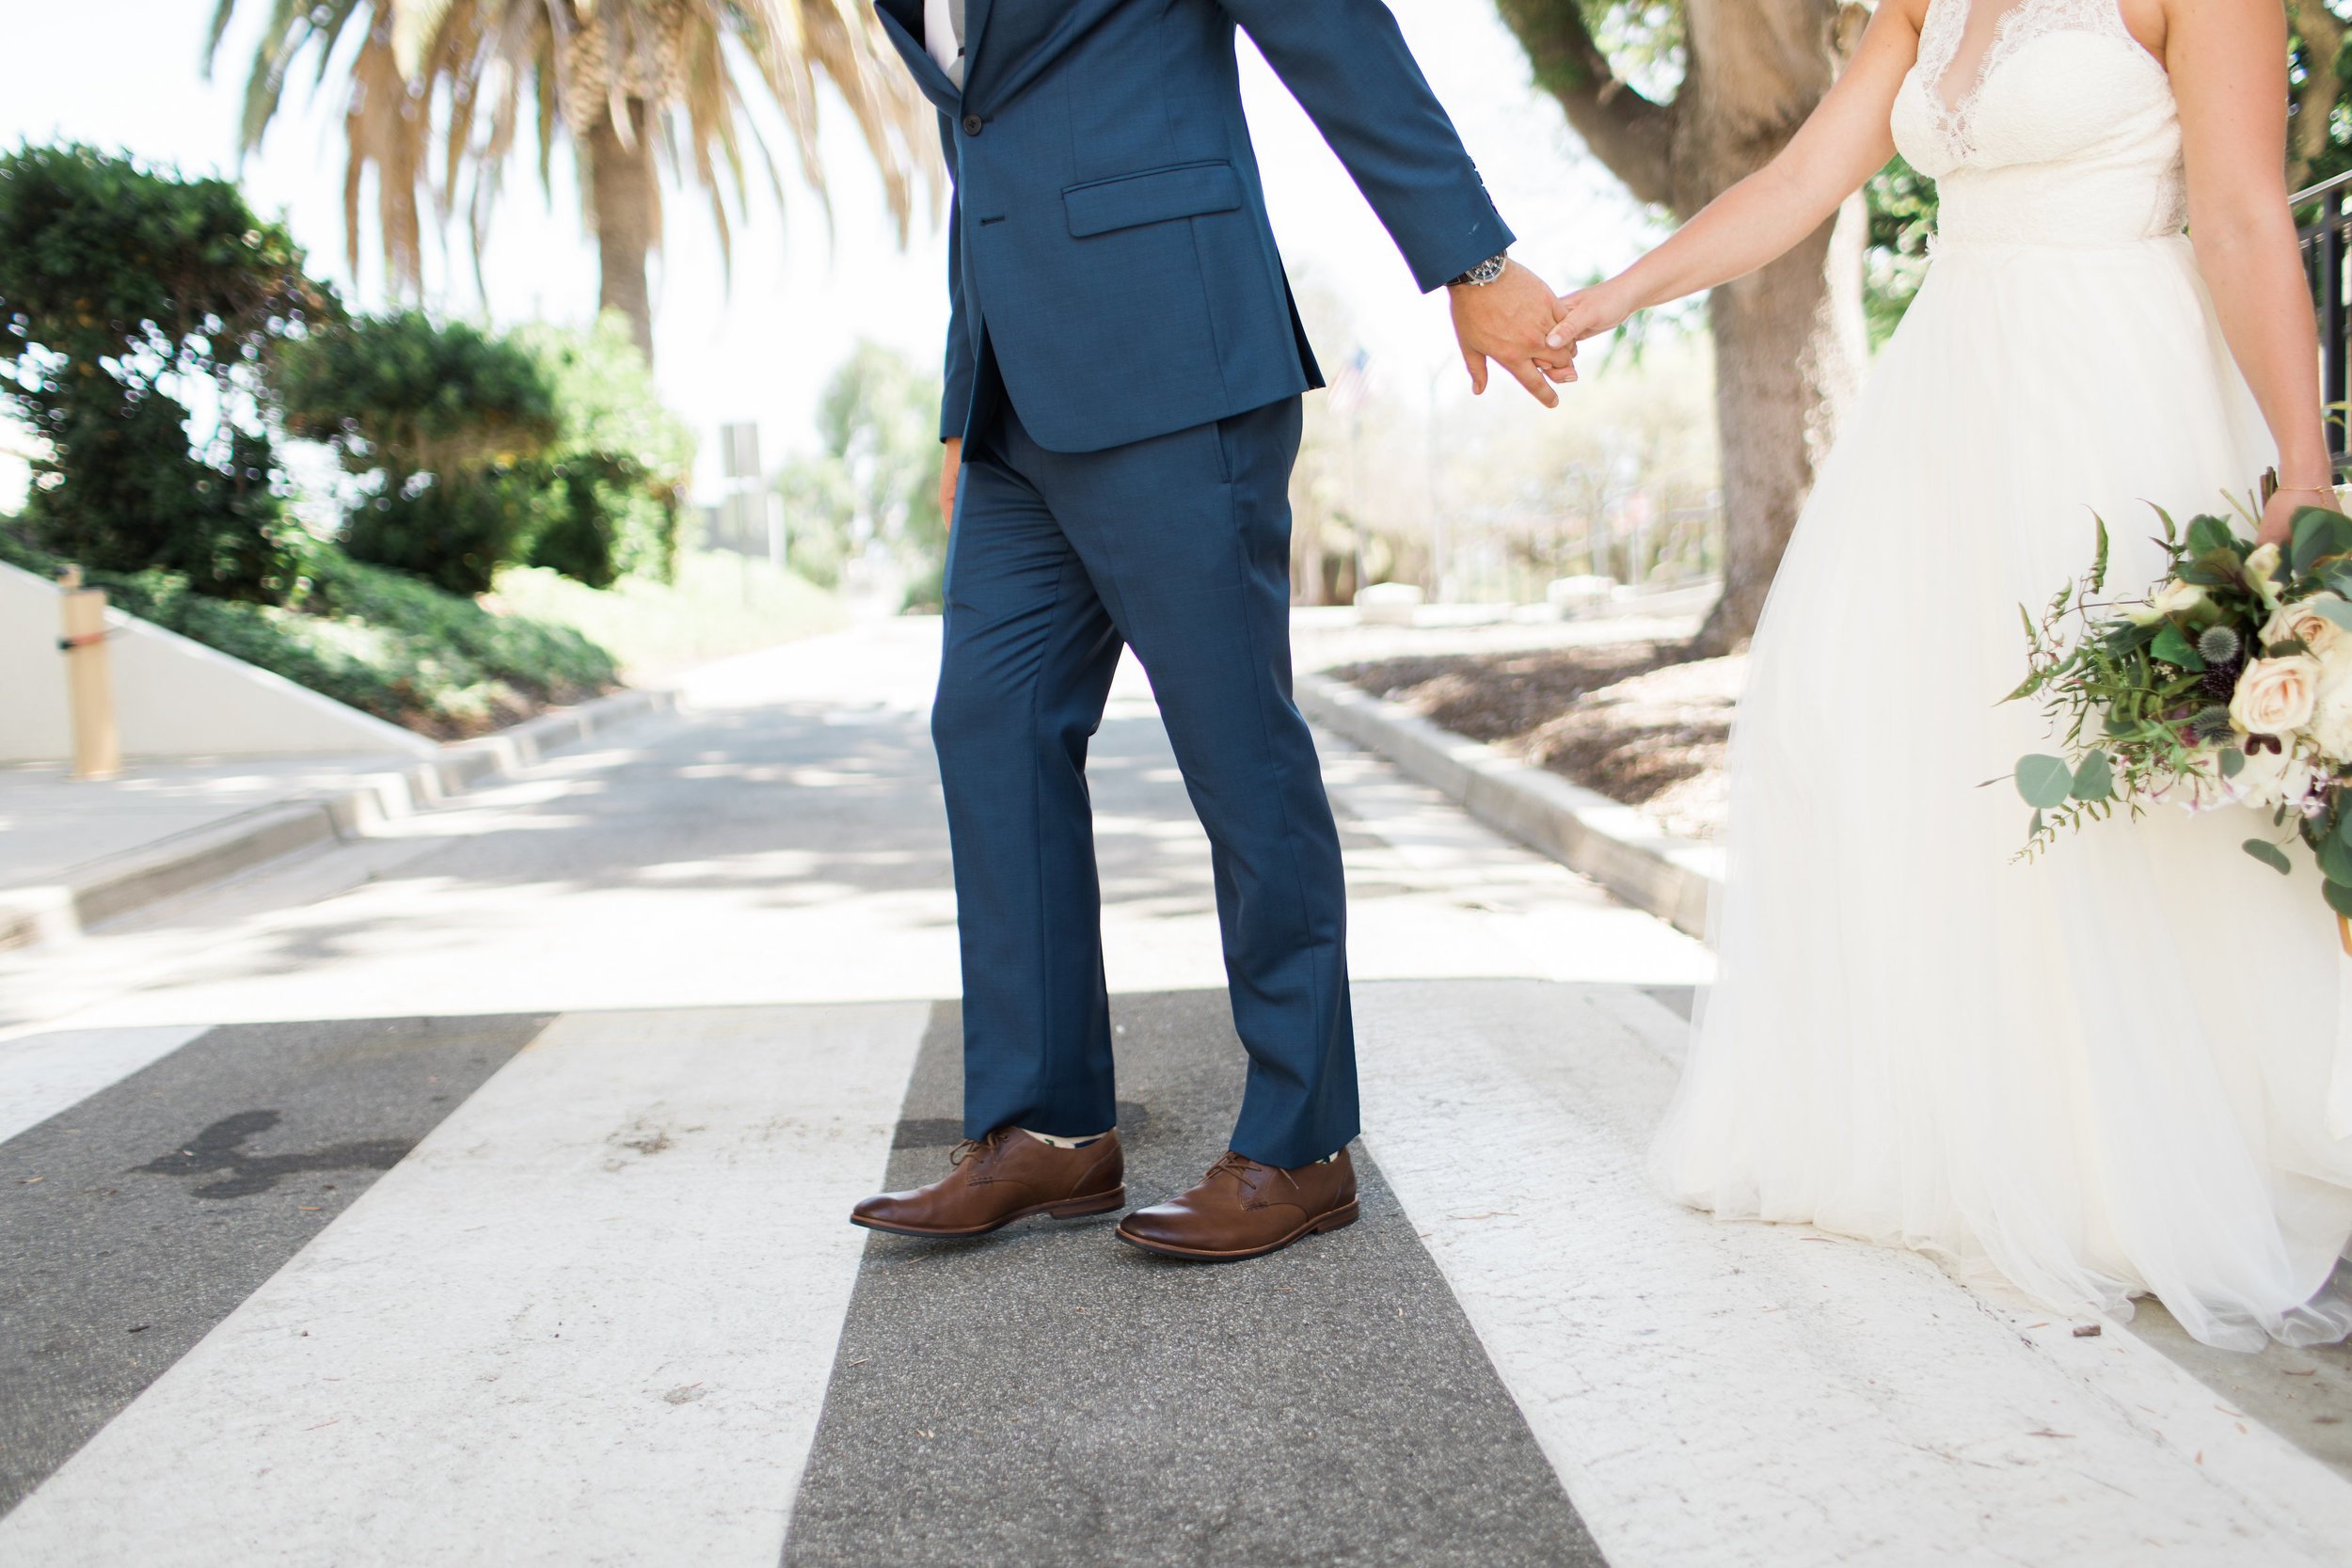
[1653,0,2352,1351]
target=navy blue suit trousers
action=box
[935,372,1355,1167]
[882,0,1514,1166]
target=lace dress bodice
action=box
[1891,0,2185,246]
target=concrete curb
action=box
[1295,670,1722,942]
[0,687,677,951]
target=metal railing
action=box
[2295,168,2352,476]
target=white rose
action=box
[2129,578,2210,626]
[2244,542,2285,593]
[2231,654,2323,737]
[2223,741,2319,811]
[2262,594,2346,657]
[2311,663,2352,759]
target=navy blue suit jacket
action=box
[873,0,1515,453]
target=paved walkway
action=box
[0,755,429,892]
[0,622,2347,1566]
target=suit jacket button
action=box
[961,114,985,136]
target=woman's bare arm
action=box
[2170,0,2337,543]
[1549,1,1924,350]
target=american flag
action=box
[1327,347,1373,420]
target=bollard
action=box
[56,564,121,781]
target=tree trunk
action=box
[1494,0,1865,653]
[586,98,660,365]
[1697,196,1867,652]
[2286,0,2346,190]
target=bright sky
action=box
[3,1,1654,499]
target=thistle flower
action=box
[2201,657,2247,703]
[2189,704,2238,745]
[2197,626,2242,665]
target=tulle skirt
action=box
[1653,233,2352,1351]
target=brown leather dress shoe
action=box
[1115,1148,1359,1261]
[850,1129,1125,1238]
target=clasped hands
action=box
[1448,265,1637,409]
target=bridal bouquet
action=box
[2008,483,2352,927]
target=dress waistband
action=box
[1928,230,2190,258]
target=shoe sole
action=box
[1113,1198,1361,1262]
[850,1186,1128,1240]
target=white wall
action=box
[0,562,437,761]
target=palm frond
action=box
[213,0,938,305]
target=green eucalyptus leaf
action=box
[2220,747,2248,778]
[2016,754,2076,810]
[2294,507,2352,575]
[2245,837,2296,875]
[2070,751,2115,801]
[2319,831,2352,886]
[2325,877,2352,920]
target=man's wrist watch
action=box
[1448,252,1510,288]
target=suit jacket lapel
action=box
[870,0,961,114]
[961,0,995,94]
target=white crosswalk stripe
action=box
[6,621,2347,1565]
[0,1024,210,1145]
[1360,979,2352,1568]
[0,1003,926,1567]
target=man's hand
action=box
[939,437,962,532]
[1449,261,1574,407]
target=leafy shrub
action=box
[341,466,543,597]
[274,309,690,594]
[776,454,854,590]
[513,315,693,586]
[773,341,944,608]
[0,143,331,600]
[0,522,616,738]
[275,309,556,477]
[276,310,558,594]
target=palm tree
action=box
[206,0,936,364]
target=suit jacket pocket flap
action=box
[1063,162,1245,238]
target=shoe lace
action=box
[1206,1150,1297,1193]
[949,1130,1009,1168]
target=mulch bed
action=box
[1332,642,1747,841]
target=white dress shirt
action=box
[923,0,964,85]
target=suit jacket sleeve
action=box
[1216,0,1516,293]
[937,111,978,443]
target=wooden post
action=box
[56,564,121,781]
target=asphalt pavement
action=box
[0,620,2345,1567]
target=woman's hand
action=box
[1545,280,1638,354]
[939,436,962,533]
[2258,482,2344,547]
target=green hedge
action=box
[0,526,617,739]
[0,143,331,602]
